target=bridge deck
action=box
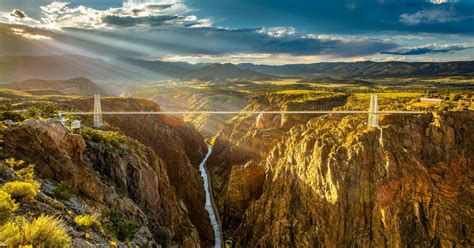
[60,110,426,115]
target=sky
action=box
[0,0,473,64]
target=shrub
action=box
[25,106,41,119]
[102,209,139,242]
[0,181,39,202]
[4,158,26,170]
[74,214,101,230]
[0,163,9,176]
[82,129,125,147]
[450,93,462,101]
[0,111,25,122]
[15,165,36,181]
[0,191,17,225]
[156,226,172,245]
[4,158,36,180]
[0,215,71,247]
[53,181,73,200]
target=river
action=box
[199,147,222,248]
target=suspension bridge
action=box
[59,94,424,130]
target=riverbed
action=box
[199,147,222,248]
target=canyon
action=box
[207,106,474,247]
[1,92,473,247]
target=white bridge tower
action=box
[368,94,379,127]
[368,94,383,142]
[93,94,103,128]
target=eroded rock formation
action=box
[1,120,204,246]
[209,110,474,247]
[66,97,214,245]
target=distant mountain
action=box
[114,57,203,78]
[0,55,126,82]
[0,78,106,96]
[0,55,198,83]
[237,61,474,78]
[182,63,275,81]
[1,55,473,84]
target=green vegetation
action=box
[0,215,71,247]
[157,226,172,245]
[82,128,126,147]
[0,191,17,225]
[74,214,101,231]
[24,104,59,119]
[102,208,140,243]
[450,93,462,101]
[0,89,32,100]
[0,181,39,202]
[0,110,26,122]
[53,181,74,200]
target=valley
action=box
[1,73,473,247]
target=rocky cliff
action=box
[1,120,201,246]
[208,104,474,246]
[66,97,214,246]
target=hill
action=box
[0,55,198,83]
[237,61,474,78]
[182,63,275,81]
[1,55,473,83]
[0,78,106,96]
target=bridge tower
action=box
[368,94,379,128]
[93,94,103,128]
[368,94,383,142]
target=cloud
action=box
[161,53,335,65]
[383,56,408,62]
[400,8,472,25]
[0,2,402,63]
[257,27,296,37]
[38,1,210,29]
[428,0,459,4]
[382,43,474,55]
[0,9,41,26]
[10,27,52,40]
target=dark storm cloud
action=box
[382,44,474,55]
[101,15,180,27]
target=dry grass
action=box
[0,191,17,225]
[0,215,71,247]
[74,214,101,230]
[0,181,39,202]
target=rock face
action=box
[66,97,214,246]
[208,111,474,247]
[1,120,203,246]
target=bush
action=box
[53,181,73,200]
[0,111,25,122]
[157,226,172,245]
[74,214,101,230]
[0,215,71,247]
[0,181,39,202]
[0,191,17,225]
[82,129,125,147]
[450,93,462,101]
[4,158,26,170]
[102,209,139,242]
[4,158,36,180]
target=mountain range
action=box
[1,55,473,83]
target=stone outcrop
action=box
[208,110,474,247]
[1,119,203,246]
